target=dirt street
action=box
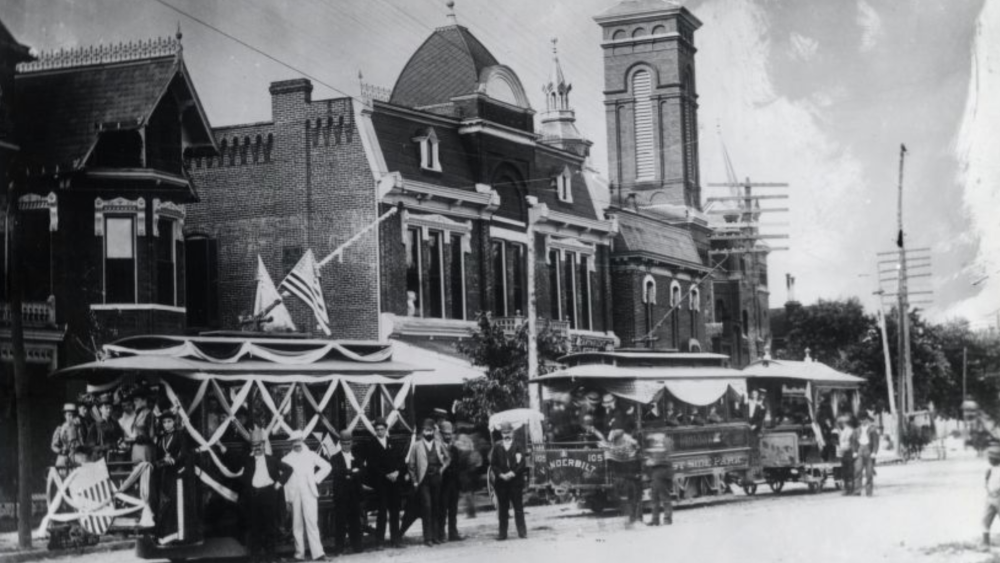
[28,452,997,563]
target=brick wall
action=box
[187,79,380,339]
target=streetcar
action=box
[741,355,864,494]
[528,350,752,512]
[44,332,421,561]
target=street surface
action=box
[28,452,996,563]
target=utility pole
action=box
[526,199,542,412]
[7,197,32,549]
[895,144,914,429]
[963,346,968,402]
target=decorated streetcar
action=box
[44,333,421,561]
[741,355,864,494]
[529,350,752,512]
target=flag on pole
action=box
[279,249,331,335]
[69,459,116,535]
[254,256,296,332]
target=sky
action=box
[5,0,998,329]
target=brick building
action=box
[186,16,620,369]
[595,0,770,364]
[0,30,217,493]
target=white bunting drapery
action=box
[104,339,392,365]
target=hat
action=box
[250,427,266,445]
[97,393,113,406]
[373,417,388,429]
[63,403,77,413]
[157,409,178,420]
[433,408,449,418]
[440,421,454,433]
[499,422,514,434]
[339,429,354,442]
[585,391,600,404]
[422,418,436,431]
[288,430,305,443]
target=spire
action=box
[538,37,590,156]
[446,1,458,25]
[543,37,570,112]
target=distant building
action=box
[0,27,216,493]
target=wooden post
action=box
[7,198,33,549]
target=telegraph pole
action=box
[895,144,914,423]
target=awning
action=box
[742,359,864,387]
[534,363,747,406]
[389,339,485,387]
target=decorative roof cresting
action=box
[16,34,182,73]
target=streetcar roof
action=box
[51,334,427,382]
[530,363,745,382]
[741,358,864,386]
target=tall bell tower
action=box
[595,0,702,210]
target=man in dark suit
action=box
[330,429,364,555]
[364,417,406,549]
[438,421,463,541]
[407,418,450,546]
[239,428,290,563]
[489,422,526,540]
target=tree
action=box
[455,313,569,426]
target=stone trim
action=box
[18,192,58,232]
[95,197,146,237]
[152,198,186,238]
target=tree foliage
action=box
[774,298,1000,419]
[455,313,570,426]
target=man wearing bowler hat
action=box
[490,421,527,540]
[329,429,365,554]
[240,428,290,563]
[51,403,82,475]
[281,430,331,561]
[364,417,406,548]
[407,418,450,546]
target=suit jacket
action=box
[282,448,331,501]
[408,437,450,486]
[364,438,406,490]
[330,451,365,499]
[155,430,192,480]
[239,453,291,494]
[489,441,526,487]
[858,424,880,456]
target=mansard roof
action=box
[391,25,529,110]
[0,19,32,60]
[613,209,707,269]
[14,37,216,174]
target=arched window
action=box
[413,128,441,172]
[612,29,626,40]
[557,166,572,203]
[632,70,654,181]
[669,280,682,307]
[643,275,656,341]
[742,309,750,337]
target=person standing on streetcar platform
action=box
[154,409,198,545]
[51,403,82,476]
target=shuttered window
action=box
[632,70,655,181]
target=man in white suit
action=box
[282,430,331,561]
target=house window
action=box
[643,275,656,341]
[669,281,682,349]
[549,250,561,321]
[632,69,655,181]
[104,216,136,303]
[579,255,592,331]
[415,128,441,172]
[689,287,700,340]
[670,281,682,307]
[20,211,52,302]
[562,252,577,328]
[405,227,448,319]
[556,167,573,203]
[742,309,750,337]
[185,236,219,329]
[491,239,526,317]
[155,218,177,306]
[450,233,466,320]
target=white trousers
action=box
[289,492,324,560]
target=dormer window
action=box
[414,128,441,172]
[556,166,572,203]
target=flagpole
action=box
[317,205,400,269]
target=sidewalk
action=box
[0,531,133,563]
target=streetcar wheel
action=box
[767,479,785,493]
[589,492,608,514]
[742,483,758,496]
[807,482,820,494]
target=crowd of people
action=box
[49,390,526,562]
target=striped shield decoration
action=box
[68,459,117,535]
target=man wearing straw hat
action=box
[489,421,527,540]
[281,430,331,561]
[240,428,290,563]
[51,403,82,475]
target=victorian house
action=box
[0,28,217,491]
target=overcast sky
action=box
[6,0,998,329]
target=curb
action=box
[0,540,133,563]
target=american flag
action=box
[279,249,331,335]
[69,459,116,536]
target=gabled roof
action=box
[14,37,215,173]
[614,210,706,269]
[391,25,499,109]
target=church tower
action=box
[595,0,702,210]
[539,38,591,157]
